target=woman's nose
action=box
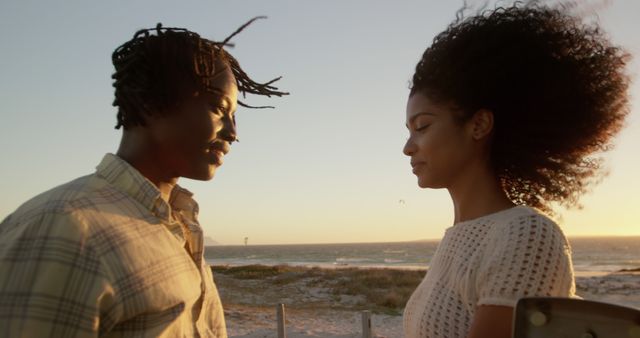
[403,137,416,156]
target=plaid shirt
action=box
[0,154,227,338]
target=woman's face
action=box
[403,93,477,189]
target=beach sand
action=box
[212,265,640,338]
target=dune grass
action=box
[212,264,426,313]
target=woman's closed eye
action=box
[416,124,431,132]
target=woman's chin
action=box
[417,177,444,189]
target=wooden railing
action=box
[274,303,373,338]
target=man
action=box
[0,19,286,337]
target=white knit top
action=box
[403,206,575,338]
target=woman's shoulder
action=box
[489,205,559,229]
[489,205,569,248]
[455,205,557,231]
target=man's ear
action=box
[469,109,494,140]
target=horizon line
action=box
[207,234,640,247]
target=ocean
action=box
[205,236,640,277]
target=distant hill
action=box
[204,236,220,246]
[411,238,441,243]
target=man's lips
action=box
[209,142,229,155]
[207,142,230,165]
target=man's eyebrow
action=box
[406,112,436,128]
[208,88,227,101]
[208,90,235,112]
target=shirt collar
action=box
[95,153,198,221]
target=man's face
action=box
[150,60,239,181]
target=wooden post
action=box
[277,303,286,338]
[362,310,372,338]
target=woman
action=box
[402,4,629,338]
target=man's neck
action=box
[116,134,179,203]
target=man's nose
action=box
[219,115,237,143]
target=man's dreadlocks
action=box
[111,17,288,130]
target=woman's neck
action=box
[447,164,514,224]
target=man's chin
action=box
[184,166,218,181]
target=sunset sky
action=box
[1,0,638,245]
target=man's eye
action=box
[211,106,227,116]
[416,124,430,131]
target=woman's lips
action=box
[411,161,425,174]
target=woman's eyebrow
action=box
[406,112,436,129]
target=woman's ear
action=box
[469,109,494,140]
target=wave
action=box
[383,250,407,254]
[384,258,405,264]
[335,257,373,263]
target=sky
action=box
[0,0,638,245]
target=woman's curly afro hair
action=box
[410,3,630,212]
